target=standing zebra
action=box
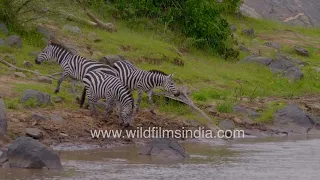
[81,59,180,115]
[83,71,134,127]
[35,41,117,100]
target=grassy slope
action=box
[0,1,319,123]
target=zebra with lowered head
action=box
[83,70,134,127]
[81,58,180,115]
[35,40,117,101]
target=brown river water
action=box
[0,136,319,180]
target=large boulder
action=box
[7,136,62,169]
[272,104,314,134]
[21,90,51,106]
[5,35,22,48]
[36,25,51,40]
[139,138,189,159]
[0,98,7,135]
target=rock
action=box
[53,97,63,103]
[87,32,102,43]
[284,66,303,81]
[2,161,10,168]
[269,59,294,73]
[139,139,189,159]
[25,128,43,139]
[64,43,78,55]
[275,53,307,66]
[0,148,8,166]
[14,72,26,78]
[241,55,272,66]
[231,24,237,32]
[0,98,7,135]
[218,119,235,130]
[313,67,320,73]
[31,113,48,121]
[99,55,127,66]
[272,104,313,134]
[0,38,4,46]
[36,25,51,40]
[21,90,51,106]
[0,23,9,35]
[242,28,255,36]
[295,46,309,57]
[239,3,262,19]
[233,105,248,114]
[264,42,280,51]
[59,133,68,137]
[63,24,81,34]
[5,35,22,48]
[7,136,62,169]
[37,76,53,84]
[239,44,250,52]
[50,114,64,122]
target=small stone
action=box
[21,90,51,106]
[54,97,63,103]
[264,42,280,51]
[231,24,237,32]
[50,114,64,122]
[295,46,309,57]
[63,24,81,34]
[87,32,102,43]
[37,76,53,84]
[233,117,243,124]
[242,28,254,36]
[0,23,9,35]
[0,38,4,46]
[239,44,250,52]
[218,119,235,130]
[25,128,43,139]
[32,113,48,121]
[59,133,68,137]
[5,35,23,48]
[2,161,10,168]
[14,72,27,78]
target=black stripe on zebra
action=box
[83,70,134,127]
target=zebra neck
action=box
[145,72,166,88]
[54,49,73,64]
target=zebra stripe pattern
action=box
[35,42,116,96]
[101,59,180,114]
[83,71,134,127]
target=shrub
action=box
[84,0,241,58]
[216,101,233,113]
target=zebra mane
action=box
[148,69,168,76]
[50,42,75,55]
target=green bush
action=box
[85,0,241,58]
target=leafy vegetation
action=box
[256,102,286,124]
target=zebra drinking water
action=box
[35,40,116,100]
[83,71,134,127]
[82,59,180,115]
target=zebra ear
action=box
[168,74,174,78]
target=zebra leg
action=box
[147,90,156,115]
[104,99,115,122]
[88,95,98,117]
[134,90,143,113]
[55,72,69,94]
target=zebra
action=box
[81,59,180,115]
[82,71,134,127]
[35,40,117,101]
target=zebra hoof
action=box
[54,89,59,94]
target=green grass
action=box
[216,101,234,113]
[256,101,286,124]
[0,1,319,122]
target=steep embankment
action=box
[0,1,320,148]
[242,0,320,27]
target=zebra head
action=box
[121,101,134,127]
[35,41,55,64]
[164,74,180,97]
